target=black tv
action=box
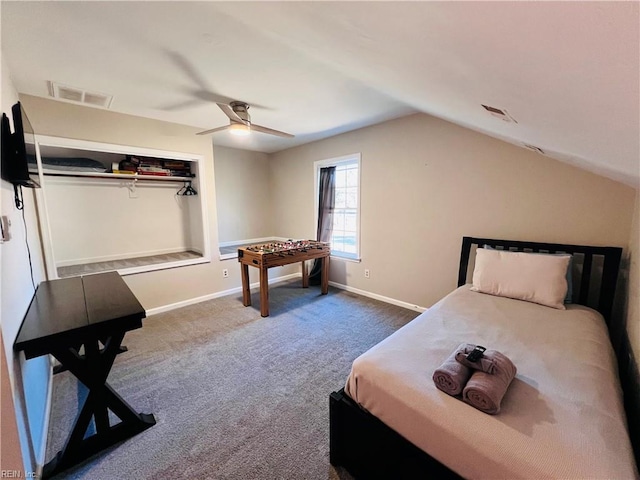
[1,101,40,188]
[1,113,12,180]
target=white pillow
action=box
[471,248,570,309]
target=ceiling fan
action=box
[196,101,294,138]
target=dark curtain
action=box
[309,166,336,284]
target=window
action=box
[314,154,361,260]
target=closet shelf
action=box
[33,171,196,182]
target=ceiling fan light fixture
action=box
[196,101,293,137]
[229,122,251,136]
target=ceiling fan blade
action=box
[250,123,295,138]
[157,98,203,112]
[196,125,230,136]
[167,50,211,92]
[164,50,240,107]
[216,103,245,123]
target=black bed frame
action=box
[330,236,638,478]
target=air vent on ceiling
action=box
[523,144,546,155]
[481,104,517,124]
[48,81,113,109]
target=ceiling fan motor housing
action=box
[230,101,251,123]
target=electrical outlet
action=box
[222,268,229,278]
[364,269,370,278]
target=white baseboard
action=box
[146,273,302,316]
[328,281,427,312]
[147,274,426,316]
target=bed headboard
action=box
[457,236,623,325]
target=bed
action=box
[330,236,638,479]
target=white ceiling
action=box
[2,2,638,187]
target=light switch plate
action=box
[1,215,11,242]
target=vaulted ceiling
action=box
[2,2,638,187]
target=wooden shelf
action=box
[32,171,195,182]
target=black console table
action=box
[14,272,156,478]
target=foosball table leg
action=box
[241,263,251,306]
[260,267,269,317]
[302,260,309,288]
[321,256,330,294]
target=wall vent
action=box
[523,144,545,155]
[481,104,517,124]
[48,81,113,109]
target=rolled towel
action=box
[462,353,517,414]
[455,343,510,374]
[432,347,473,396]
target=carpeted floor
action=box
[46,280,420,479]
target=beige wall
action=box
[627,191,639,360]
[213,145,272,243]
[45,177,199,265]
[269,113,636,308]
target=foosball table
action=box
[238,240,331,317]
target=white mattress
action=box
[345,286,638,479]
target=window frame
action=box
[313,153,361,261]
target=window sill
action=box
[57,252,209,278]
[330,254,361,263]
[218,237,289,260]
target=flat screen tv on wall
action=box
[1,101,40,188]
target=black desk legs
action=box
[43,332,156,479]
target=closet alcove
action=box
[32,136,210,279]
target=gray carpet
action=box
[46,280,419,479]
